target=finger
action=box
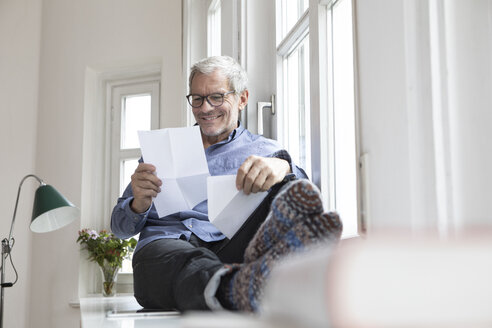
[236,156,257,190]
[133,171,162,187]
[134,185,159,198]
[261,174,280,192]
[242,164,263,195]
[133,179,161,193]
[135,163,162,185]
[135,162,156,173]
[132,166,162,187]
[251,169,269,193]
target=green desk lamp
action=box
[0,174,79,328]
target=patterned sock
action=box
[217,211,342,312]
[244,179,324,263]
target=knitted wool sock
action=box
[217,211,342,312]
[244,179,324,263]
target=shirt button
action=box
[189,224,192,228]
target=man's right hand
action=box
[130,163,162,213]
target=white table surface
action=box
[80,295,180,328]
[80,295,271,328]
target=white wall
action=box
[244,0,277,137]
[0,0,42,327]
[188,0,209,70]
[355,0,492,234]
[445,0,492,228]
[356,0,415,230]
[29,1,183,327]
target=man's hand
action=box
[236,156,291,195]
[130,163,162,213]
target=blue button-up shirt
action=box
[111,123,307,254]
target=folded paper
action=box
[138,126,210,217]
[207,175,268,238]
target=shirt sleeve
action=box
[110,183,150,239]
[270,149,309,180]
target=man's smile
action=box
[200,114,222,121]
[203,116,218,120]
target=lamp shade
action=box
[29,184,80,233]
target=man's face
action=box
[190,70,247,145]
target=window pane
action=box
[208,2,221,56]
[279,0,309,40]
[121,253,133,273]
[286,35,311,178]
[121,94,151,149]
[331,0,358,237]
[120,158,139,196]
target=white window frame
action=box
[207,0,222,56]
[108,78,161,209]
[324,0,360,237]
[276,7,311,179]
[106,75,161,285]
[276,0,362,237]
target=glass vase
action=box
[99,260,119,297]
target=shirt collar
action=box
[226,121,244,143]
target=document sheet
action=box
[207,175,268,238]
[138,126,210,217]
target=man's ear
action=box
[238,89,249,111]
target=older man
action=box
[111,56,342,312]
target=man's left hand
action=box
[236,155,291,195]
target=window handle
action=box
[257,94,276,135]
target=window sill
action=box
[79,295,263,328]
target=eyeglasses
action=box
[186,91,236,108]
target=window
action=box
[284,35,311,179]
[277,0,309,41]
[324,0,358,237]
[276,0,359,238]
[109,77,160,272]
[188,0,361,237]
[277,2,312,179]
[208,0,222,56]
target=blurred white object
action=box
[261,245,334,327]
[261,233,492,327]
[181,311,269,328]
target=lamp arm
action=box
[2,175,44,328]
[8,174,45,243]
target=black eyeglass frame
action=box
[186,90,236,108]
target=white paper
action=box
[138,126,210,217]
[207,175,268,238]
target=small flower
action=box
[88,230,99,239]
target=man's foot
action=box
[218,211,342,312]
[244,179,325,262]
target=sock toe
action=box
[273,179,324,218]
[244,180,326,263]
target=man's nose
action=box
[198,98,214,112]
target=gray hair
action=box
[188,56,248,93]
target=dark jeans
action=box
[132,176,294,311]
